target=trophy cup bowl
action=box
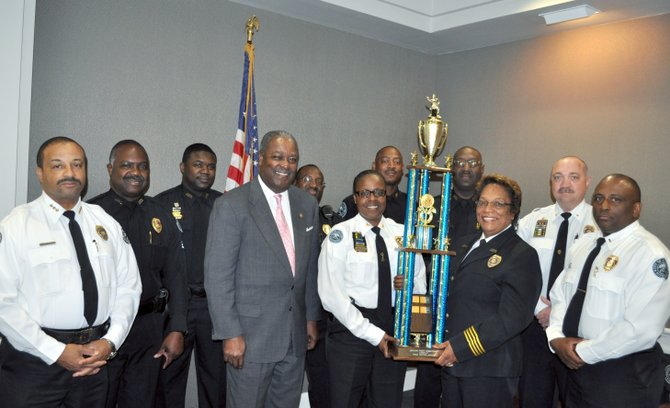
[417,95,448,167]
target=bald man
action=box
[517,156,598,407]
[547,174,670,407]
[338,146,406,223]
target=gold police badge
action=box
[322,224,331,236]
[487,254,502,268]
[152,218,163,234]
[584,225,596,234]
[603,255,619,272]
[96,225,109,241]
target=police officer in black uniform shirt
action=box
[294,164,341,408]
[414,146,485,407]
[338,146,407,223]
[89,140,188,408]
[155,143,225,408]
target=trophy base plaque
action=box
[391,344,440,362]
[392,295,440,361]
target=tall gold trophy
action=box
[392,95,455,361]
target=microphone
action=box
[321,205,334,221]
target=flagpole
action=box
[225,16,260,192]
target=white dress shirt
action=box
[258,177,294,244]
[318,214,426,346]
[0,192,142,364]
[547,221,670,364]
[518,201,598,314]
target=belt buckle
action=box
[76,327,92,344]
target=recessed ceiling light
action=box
[539,4,600,25]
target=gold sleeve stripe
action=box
[464,326,485,356]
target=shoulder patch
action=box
[337,202,347,218]
[122,229,131,244]
[665,364,670,385]
[653,258,668,279]
[329,229,343,243]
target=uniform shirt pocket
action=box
[28,245,73,295]
[346,251,377,290]
[585,275,625,320]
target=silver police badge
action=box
[329,229,343,243]
[653,258,668,279]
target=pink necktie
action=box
[274,194,296,276]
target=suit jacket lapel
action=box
[249,180,293,275]
[458,237,489,268]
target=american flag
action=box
[225,41,259,191]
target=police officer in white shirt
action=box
[0,137,142,407]
[318,169,426,408]
[517,156,598,407]
[547,174,670,407]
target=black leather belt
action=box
[138,288,169,316]
[42,319,110,345]
[189,287,207,298]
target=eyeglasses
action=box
[475,199,512,210]
[298,175,325,187]
[355,189,386,198]
[454,159,482,168]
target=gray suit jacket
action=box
[204,177,321,363]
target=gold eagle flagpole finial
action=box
[246,15,260,44]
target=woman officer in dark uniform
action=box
[434,173,542,407]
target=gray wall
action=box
[29,0,436,209]
[437,14,670,243]
[30,3,670,245]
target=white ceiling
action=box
[230,0,670,54]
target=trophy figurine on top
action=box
[391,95,455,361]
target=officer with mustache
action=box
[517,156,598,407]
[89,140,188,408]
[0,136,141,407]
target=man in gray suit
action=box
[204,130,321,408]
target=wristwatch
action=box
[103,338,117,360]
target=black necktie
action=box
[372,226,393,333]
[562,237,606,338]
[547,212,572,297]
[64,210,98,326]
[463,239,487,262]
